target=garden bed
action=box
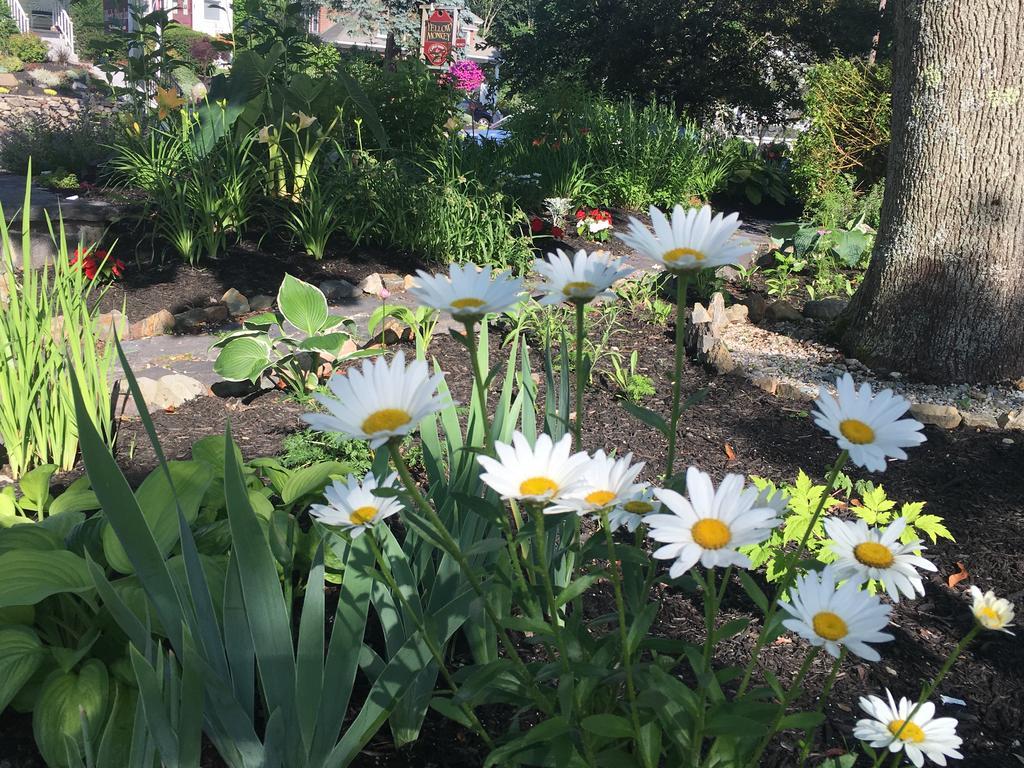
[7,301,1018,768]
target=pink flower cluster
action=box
[448,59,485,93]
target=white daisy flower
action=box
[812,374,926,472]
[303,351,448,449]
[607,487,662,533]
[477,431,591,504]
[546,450,645,516]
[616,204,752,274]
[309,471,403,538]
[532,248,633,305]
[780,566,893,661]
[825,516,937,602]
[407,263,524,322]
[969,586,1016,634]
[645,467,781,577]
[854,690,964,767]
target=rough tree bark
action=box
[839,0,1024,384]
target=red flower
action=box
[579,127,591,135]
[532,136,546,147]
[111,259,126,277]
[551,140,561,150]
[530,217,545,234]
[575,210,586,220]
[550,226,564,239]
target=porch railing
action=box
[54,0,74,53]
[2,0,31,35]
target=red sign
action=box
[423,9,453,67]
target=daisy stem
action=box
[737,450,849,697]
[573,301,586,451]
[598,507,647,766]
[797,648,845,768]
[665,273,691,484]
[365,532,494,749]
[463,321,493,451]
[509,498,533,579]
[746,647,820,768]
[689,567,726,766]
[871,624,980,768]
[386,441,552,711]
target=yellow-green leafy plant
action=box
[0,175,115,479]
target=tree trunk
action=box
[840,0,1024,384]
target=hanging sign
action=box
[422,8,454,67]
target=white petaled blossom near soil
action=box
[302,351,449,448]
[407,262,524,322]
[854,690,964,767]
[308,471,402,537]
[813,373,926,472]
[616,203,752,273]
[532,248,633,305]
[825,516,938,602]
[295,208,1015,767]
[645,467,782,576]
[780,566,894,661]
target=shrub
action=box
[0,5,18,50]
[162,22,215,73]
[0,109,112,179]
[791,58,891,225]
[27,68,65,88]
[6,33,48,62]
[68,0,112,61]
[0,53,22,72]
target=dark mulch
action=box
[96,237,426,323]
[3,297,1021,766]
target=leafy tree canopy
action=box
[491,0,888,125]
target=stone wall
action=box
[0,93,117,136]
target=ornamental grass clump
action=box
[0,175,115,479]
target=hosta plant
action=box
[212,274,369,396]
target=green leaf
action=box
[483,716,571,767]
[737,571,769,613]
[555,573,602,607]
[429,696,473,729]
[278,273,329,337]
[49,488,100,516]
[280,461,351,505]
[778,711,825,731]
[581,713,634,738]
[17,464,57,512]
[213,336,271,383]
[0,550,92,606]
[298,333,348,355]
[33,660,109,768]
[102,461,212,574]
[0,625,44,712]
[620,400,669,437]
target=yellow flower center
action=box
[451,297,486,310]
[854,541,895,568]
[977,606,1001,626]
[585,490,616,507]
[691,518,731,549]
[812,611,848,641]
[362,408,412,435]
[350,506,378,525]
[520,476,559,497]
[562,280,596,296]
[663,247,706,264]
[887,720,926,743]
[623,500,654,514]
[839,419,875,444]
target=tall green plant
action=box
[0,176,115,478]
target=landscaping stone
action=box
[910,403,963,429]
[765,300,802,323]
[174,308,208,330]
[997,410,1024,430]
[403,274,418,290]
[154,374,207,408]
[94,310,128,342]
[205,304,229,323]
[381,273,405,292]
[802,298,848,321]
[724,303,749,324]
[367,318,414,346]
[358,273,384,296]
[249,294,275,311]
[962,412,1000,430]
[741,293,767,323]
[0,74,17,88]
[320,279,360,300]
[127,309,174,339]
[221,288,250,316]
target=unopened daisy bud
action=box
[969,586,1015,634]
